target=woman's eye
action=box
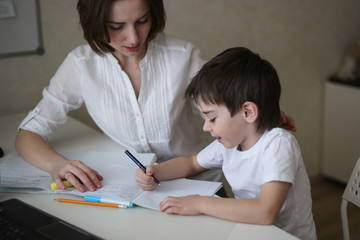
[210,118,216,123]
[137,17,148,24]
[109,24,123,30]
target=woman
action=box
[15,0,295,193]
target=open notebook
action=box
[0,151,222,211]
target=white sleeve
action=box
[262,133,300,185]
[19,51,83,140]
[197,140,223,169]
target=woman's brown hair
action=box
[77,0,166,55]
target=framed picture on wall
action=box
[0,0,43,58]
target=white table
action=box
[0,113,298,240]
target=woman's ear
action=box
[242,101,258,123]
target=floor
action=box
[310,176,360,240]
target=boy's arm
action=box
[160,181,291,225]
[135,154,208,190]
[155,155,207,180]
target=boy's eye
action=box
[210,118,216,123]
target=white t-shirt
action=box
[19,33,220,181]
[197,128,317,240]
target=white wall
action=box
[1,0,360,177]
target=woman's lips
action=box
[125,44,140,52]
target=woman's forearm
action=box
[15,129,67,173]
[15,129,103,192]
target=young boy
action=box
[135,47,317,240]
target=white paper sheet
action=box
[0,151,222,211]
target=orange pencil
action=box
[55,198,128,208]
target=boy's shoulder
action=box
[265,127,294,138]
[262,128,299,148]
[201,128,298,155]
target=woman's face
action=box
[107,0,152,61]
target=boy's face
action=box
[198,98,249,149]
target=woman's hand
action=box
[15,130,103,193]
[159,195,202,215]
[279,111,297,132]
[135,166,157,190]
[51,159,103,193]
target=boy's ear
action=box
[242,101,258,123]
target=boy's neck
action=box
[237,129,265,151]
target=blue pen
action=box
[125,150,160,185]
[84,195,134,208]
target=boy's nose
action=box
[203,122,210,132]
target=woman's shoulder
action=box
[151,32,198,53]
[68,44,101,60]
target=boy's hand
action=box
[159,195,202,215]
[279,111,297,132]
[135,166,157,190]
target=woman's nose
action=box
[127,26,139,44]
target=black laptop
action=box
[0,198,103,240]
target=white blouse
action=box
[19,33,208,163]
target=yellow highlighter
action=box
[50,180,74,190]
